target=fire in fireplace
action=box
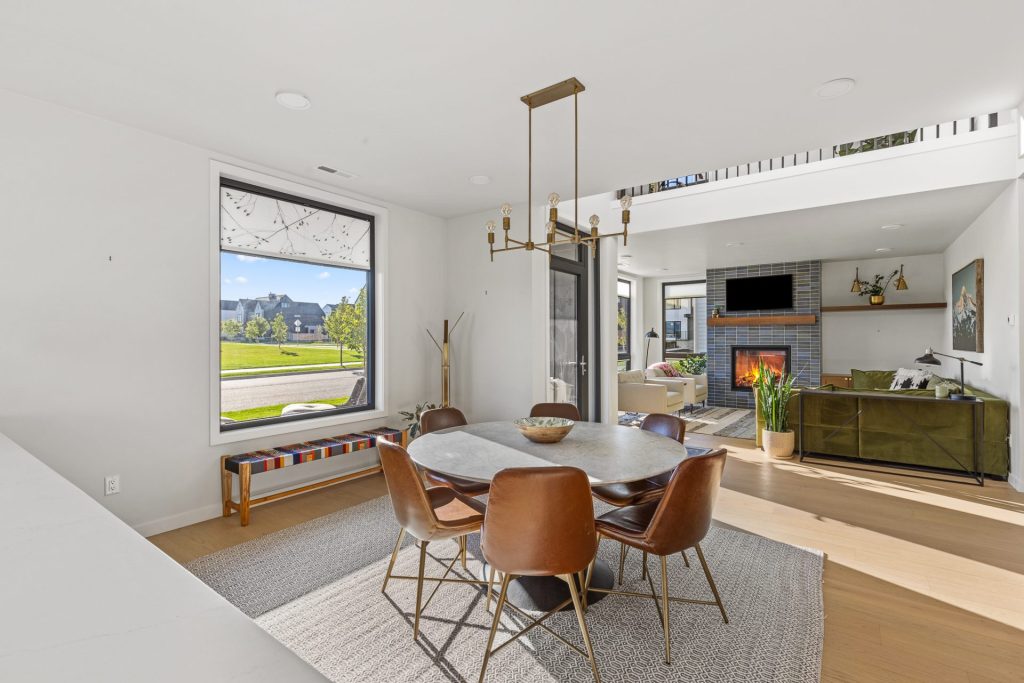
[731,346,790,391]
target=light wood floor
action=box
[150,434,1024,682]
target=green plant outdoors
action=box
[323,286,369,368]
[220,342,363,371]
[671,354,707,375]
[220,396,350,422]
[399,401,438,438]
[752,357,795,433]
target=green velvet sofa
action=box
[754,370,1010,478]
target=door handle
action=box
[579,355,587,377]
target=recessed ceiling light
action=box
[620,254,632,259]
[874,247,892,253]
[880,224,903,231]
[815,78,856,99]
[661,268,671,271]
[725,242,744,247]
[469,175,491,185]
[275,91,311,110]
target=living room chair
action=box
[585,448,729,665]
[479,467,601,683]
[645,363,708,413]
[377,440,488,641]
[617,370,685,415]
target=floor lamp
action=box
[915,347,982,401]
[643,327,659,369]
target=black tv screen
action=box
[725,274,793,311]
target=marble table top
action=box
[407,420,691,484]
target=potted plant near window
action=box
[855,269,899,305]
[753,358,796,459]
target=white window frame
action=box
[209,161,388,445]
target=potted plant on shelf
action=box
[753,358,796,459]
[855,269,899,305]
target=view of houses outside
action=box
[219,252,370,426]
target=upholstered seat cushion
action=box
[591,473,670,507]
[427,487,486,530]
[423,469,490,496]
[595,499,659,544]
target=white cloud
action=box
[318,271,331,280]
[223,278,231,284]
[234,276,248,284]
[236,254,263,263]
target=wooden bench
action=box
[220,426,408,526]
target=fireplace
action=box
[731,346,790,392]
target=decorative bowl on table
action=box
[512,417,575,444]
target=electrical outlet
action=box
[104,475,120,496]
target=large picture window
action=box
[617,279,631,370]
[662,281,707,361]
[218,179,374,431]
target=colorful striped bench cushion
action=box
[224,427,409,474]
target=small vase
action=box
[869,295,885,306]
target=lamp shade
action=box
[914,348,941,365]
[645,327,659,339]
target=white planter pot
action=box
[762,429,795,459]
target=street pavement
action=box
[220,369,362,411]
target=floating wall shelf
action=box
[707,314,817,327]
[820,302,947,313]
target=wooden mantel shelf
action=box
[708,314,816,327]
[820,302,947,313]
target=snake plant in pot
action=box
[753,358,797,459]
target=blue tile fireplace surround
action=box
[706,260,822,409]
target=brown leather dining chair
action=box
[378,439,487,641]
[479,467,601,683]
[590,413,687,582]
[585,448,729,666]
[529,402,582,421]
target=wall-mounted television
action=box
[725,274,793,311]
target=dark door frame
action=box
[550,223,595,421]
[660,279,706,363]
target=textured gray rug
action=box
[187,496,822,682]
[618,407,756,440]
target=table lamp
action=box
[914,347,982,401]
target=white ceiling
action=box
[616,181,1011,277]
[2,2,1023,218]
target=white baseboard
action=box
[1008,471,1023,492]
[135,503,224,538]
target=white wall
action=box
[444,206,548,422]
[821,254,946,372]
[942,181,1022,489]
[0,90,446,535]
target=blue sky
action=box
[220,252,367,307]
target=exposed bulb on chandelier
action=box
[485,220,496,233]
[499,202,512,217]
[547,192,560,208]
[619,195,632,210]
[589,214,600,228]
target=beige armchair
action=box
[617,370,685,415]
[645,365,708,412]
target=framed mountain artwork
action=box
[951,259,983,352]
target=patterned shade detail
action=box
[221,187,372,270]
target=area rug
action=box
[187,496,823,682]
[618,407,756,440]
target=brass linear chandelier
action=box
[486,77,632,260]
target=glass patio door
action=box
[550,242,589,420]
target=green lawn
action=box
[222,365,361,379]
[220,397,350,422]
[220,342,363,371]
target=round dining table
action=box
[407,420,698,610]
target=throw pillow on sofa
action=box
[889,367,932,390]
[851,369,896,390]
[649,361,682,377]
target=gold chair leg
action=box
[381,528,407,593]
[660,555,671,665]
[618,543,627,585]
[462,535,468,569]
[566,574,602,683]
[414,541,429,640]
[577,570,588,609]
[479,573,512,683]
[694,543,728,624]
[681,549,690,568]
[486,566,496,612]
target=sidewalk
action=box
[221,362,362,375]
